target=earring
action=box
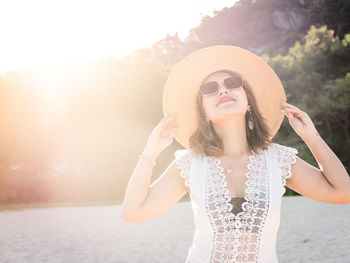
[206,117,214,140]
[248,107,254,130]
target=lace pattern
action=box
[275,144,298,186]
[204,149,269,263]
[174,149,192,188]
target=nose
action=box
[218,83,229,96]
[219,89,229,95]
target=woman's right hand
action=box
[142,113,179,160]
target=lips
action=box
[217,96,236,106]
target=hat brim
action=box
[162,45,286,149]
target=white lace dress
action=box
[175,142,298,263]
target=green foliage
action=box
[264,25,350,195]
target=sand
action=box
[0,196,349,263]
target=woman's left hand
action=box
[280,100,319,140]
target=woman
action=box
[121,45,350,263]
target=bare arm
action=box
[121,114,185,223]
[120,146,159,222]
[287,133,350,204]
[122,157,189,223]
[281,100,350,204]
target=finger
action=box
[162,125,178,138]
[283,109,296,119]
[285,110,308,125]
[283,109,305,120]
[163,114,177,123]
[286,112,293,119]
[282,106,304,116]
[160,115,174,123]
[282,103,300,111]
[160,122,178,136]
[157,114,177,128]
[283,104,299,109]
[168,126,179,137]
[282,106,299,112]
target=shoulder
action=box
[270,143,299,186]
[174,148,193,159]
[174,148,196,171]
[174,149,195,188]
[270,142,299,155]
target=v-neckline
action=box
[216,152,255,198]
[206,149,262,218]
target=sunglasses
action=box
[200,76,244,96]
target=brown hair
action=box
[188,69,272,157]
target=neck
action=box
[212,115,251,157]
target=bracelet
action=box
[139,154,156,166]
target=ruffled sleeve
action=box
[174,149,193,188]
[274,143,298,186]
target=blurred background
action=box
[0,0,349,208]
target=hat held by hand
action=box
[162,45,286,149]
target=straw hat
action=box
[162,45,286,149]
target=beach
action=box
[0,196,349,263]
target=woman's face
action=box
[201,72,249,123]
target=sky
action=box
[0,0,238,75]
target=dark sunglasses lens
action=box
[225,77,243,89]
[200,82,218,95]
